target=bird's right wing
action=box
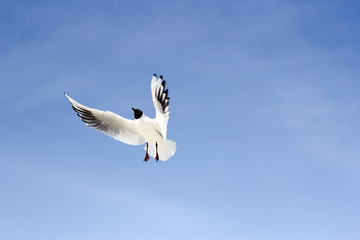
[151,74,170,139]
[65,94,145,145]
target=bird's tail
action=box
[161,139,177,161]
[147,139,177,161]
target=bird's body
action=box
[66,74,176,161]
[135,115,177,161]
[135,115,163,144]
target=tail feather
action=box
[146,139,176,161]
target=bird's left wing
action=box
[66,94,145,145]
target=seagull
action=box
[65,74,176,162]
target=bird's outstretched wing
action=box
[151,74,170,139]
[65,94,145,145]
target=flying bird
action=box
[65,74,176,162]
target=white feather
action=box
[66,94,145,145]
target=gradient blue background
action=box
[1,1,360,239]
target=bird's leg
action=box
[155,142,159,162]
[144,142,150,162]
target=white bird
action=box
[65,74,176,162]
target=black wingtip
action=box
[153,73,157,77]
[159,75,163,79]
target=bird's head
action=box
[132,107,143,119]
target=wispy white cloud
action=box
[2,161,235,239]
[259,79,360,173]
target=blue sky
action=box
[1,0,360,239]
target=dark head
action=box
[132,107,143,119]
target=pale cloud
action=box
[260,80,360,173]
